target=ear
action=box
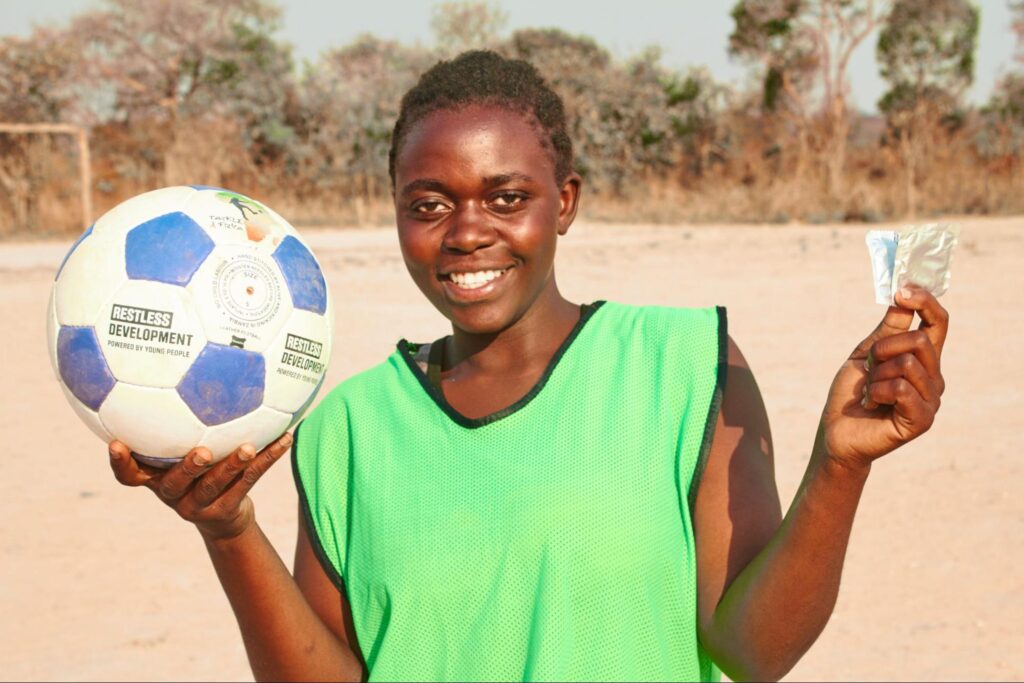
[556,172,582,236]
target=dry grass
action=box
[2,121,1022,237]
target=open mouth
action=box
[445,268,510,290]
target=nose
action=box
[442,202,496,254]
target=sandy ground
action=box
[0,216,1021,681]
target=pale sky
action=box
[2,0,1017,113]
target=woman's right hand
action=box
[108,433,293,541]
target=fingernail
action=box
[109,448,121,461]
[861,395,870,409]
[899,287,913,300]
[862,384,868,397]
[280,432,293,447]
[192,451,210,467]
[239,445,256,461]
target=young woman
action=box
[108,51,949,682]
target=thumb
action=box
[850,304,915,360]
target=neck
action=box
[446,281,580,378]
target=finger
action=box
[190,444,256,508]
[894,285,950,357]
[863,377,936,437]
[867,353,941,405]
[156,447,213,501]
[109,440,154,487]
[867,329,941,383]
[852,303,916,360]
[216,432,293,512]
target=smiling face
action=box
[393,104,580,335]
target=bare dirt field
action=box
[1,217,1021,681]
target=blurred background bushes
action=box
[1,0,1022,235]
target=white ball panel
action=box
[91,186,198,240]
[98,383,206,459]
[261,201,303,238]
[186,245,294,353]
[263,309,331,414]
[54,227,128,326]
[94,279,207,387]
[183,189,295,249]
[199,405,292,461]
[58,381,114,443]
[46,287,60,378]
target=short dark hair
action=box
[388,50,574,186]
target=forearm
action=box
[202,521,362,682]
[703,424,870,681]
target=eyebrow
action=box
[482,172,535,187]
[398,178,447,198]
[398,172,536,198]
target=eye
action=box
[410,199,450,216]
[490,191,527,210]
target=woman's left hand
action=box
[821,285,949,472]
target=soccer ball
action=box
[46,186,333,467]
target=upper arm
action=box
[294,512,366,674]
[694,335,782,632]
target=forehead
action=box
[394,104,556,186]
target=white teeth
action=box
[448,269,506,289]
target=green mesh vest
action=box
[293,301,726,681]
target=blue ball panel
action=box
[272,236,327,314]
[177,343,265,426]
[55,224,94,281]
[189,185,230,192]
[57,326,116,411]
[125,212,214,286]
[132,451,180,469]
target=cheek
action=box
[397,224,435,272]
[513,216,559,266]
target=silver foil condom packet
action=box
[865,224,959,305]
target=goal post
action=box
[0,122,93,232]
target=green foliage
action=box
[763,67,785,110]
[729,0,804,56]
[728,0,818,113]
[876,0,979,117]
[69,0,293,126]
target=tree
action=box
[0,29,85,234]
[501,29,724,195]
[297,35,432,213]
[729,0,887,199]
[70,0,296,183]
[430,1,507,55]
[0,29,78,123]
[976,2,1024,159]
[877,0,979,215]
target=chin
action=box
[444,300,520,336]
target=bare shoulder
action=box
[694,334,782,628]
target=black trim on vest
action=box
[397,301,606,429]
[688,305,728,513]
[426,334,446,388]
[291,420,350,594]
